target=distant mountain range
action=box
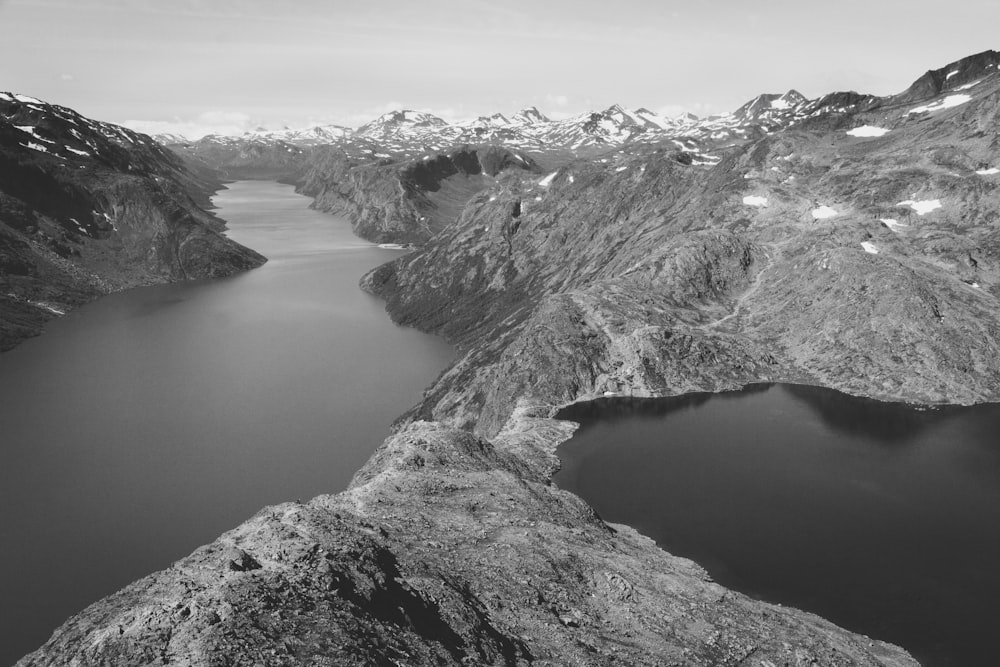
[156,48,1000,164]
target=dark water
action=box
[0,181,454,663]
[555,384,1000,667]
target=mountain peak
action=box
[898,49,1000,102]
[512,106,549,124]
[356,110,447,137]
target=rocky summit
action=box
[0,92,266,351]
[17,50,1000,665]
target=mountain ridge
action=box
[0,91,266,350]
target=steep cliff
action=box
[298,145,541,243]
[0,93,266,351]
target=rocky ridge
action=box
[20,50,1000,665]
[0,92,266,351]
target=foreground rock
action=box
[0,93,266,351]
[20,419,915,666]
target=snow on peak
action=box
[846,125,890,137]
[512,106,549,124]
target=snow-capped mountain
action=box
[241,124,352,146]
[732,89,808,121]
[152,132,191,145]
[162,49,1000,174]
[0,91,264,350]
[356,110,449,139]
[1,91,177,170]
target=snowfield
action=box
[846,126,890,137]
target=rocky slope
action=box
[0,93,266,351]
[20,50,1000,665]
[298,145,542,243]
[19,416,916,666]
[365,51,1000,436]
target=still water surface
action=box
[555,384,1000,667]
[0,181,454,663]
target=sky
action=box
[1,0,998,138]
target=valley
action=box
[7,49,1000,666]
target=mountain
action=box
[151,132,191,145]
[356,109,449,138]
[299,145,540,243]
[21,49,1000,666]
[0,92,266,350]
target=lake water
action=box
[0,181,455,663]
[555,384,1000,667]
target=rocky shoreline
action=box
[17,406,918,666]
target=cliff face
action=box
[0,94,266,351]
[298,145,540,243]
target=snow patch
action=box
[861,241,879,254]
[538,171,558,187]
[743,195,768,207]
[975,167,999,175]
[879,218,908,232]
[846,125,889,137]
[955,80,981,91]
[908,94,971,114]
[812,205,838,219]
[946,69,959,79]
[897,199,942,215]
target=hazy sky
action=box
[2,0,998,137]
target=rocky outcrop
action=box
[0,93,265,351]
[298,145,540,243]
[20,419,916,666]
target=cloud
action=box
[545,94,569,107]
[59,73,74,81]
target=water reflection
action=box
[780,384,959,445]
[555,384,1000,667]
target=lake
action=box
[0,181,455,664]
[554,384,1000,667]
